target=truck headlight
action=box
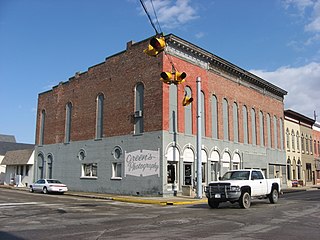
[230,186,240,191]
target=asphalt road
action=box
[0,188,320,240]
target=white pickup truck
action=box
[204,169,281,209]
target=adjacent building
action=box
[312,121,320,184]
[34,34,287,196]
[284,110,316,186]
[0,134,34,186]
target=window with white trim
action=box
[82,163,97,178]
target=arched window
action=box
[223,98,229,141]
[267,114,271,148]
[279,118,284,150]
[65,102,72,143]
[306,135,309,153]
[47,154,53,179]
[242,105,248,144]
[233,102,239,142]
[291,130,295,150]
[169,84,178,133]
[211,95,218,139]
[296,131,300,151]
[37,153,45,179]
[259,111,264,147]
[297,159,301,179]
[96,94,104,139]
[273,116,278,148]
[286,128,290,149]
[134,83,144,134]
[251,108,256,145]
[301,134,305,152]
[39,109,46,145]
[184,87,192,135]
[201,91,206,136]
[287,159,291,180]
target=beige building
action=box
[284,110,315,187]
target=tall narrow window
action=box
[37,153,45,179]
[201,91,206,136]
[233,102,239,142]
[301,134,305,152]
[184,87,192,135]
[211,95,218,139]
[65,102,72,143]
[251,108,256,145]
[47,154,53,179]
[243,105,248,144]
[306,135,309,153]
[286,128,290,149]
[96,94,104,139]
[259,111,264,146]
[280,118,284,150]
[169,84,178,133]
[223,98,229,141]
[267,114,271,148]
[273,116,278,149]
[291,130,295,150]
[39,109,46,145]
[296,131,300,151]
[134,83,144,134]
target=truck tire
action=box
[269,188,279,204]
[239,191,251,209]
[208,199,219,209]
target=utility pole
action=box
[196,77,202,199]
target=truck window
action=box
[251,171,264,180]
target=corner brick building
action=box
[35,34,287,196]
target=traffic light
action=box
[173,71,187,84]
[160,72,173,84]
[182,93,193,106]
[143,36,166,57]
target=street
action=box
[0,188,320,240]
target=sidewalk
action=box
[2,185,319,206]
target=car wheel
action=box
[43,187,48,194]
[208,199,219,209]
[269,188,279,204]
[29,187,34,193]
[239,191,251,209]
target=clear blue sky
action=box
[1,0,320,144]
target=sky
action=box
[0,0,320,144]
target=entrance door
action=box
[184,163,192,185]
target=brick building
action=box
[35,34,287,196]
[312,121,320,184]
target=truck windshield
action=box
[221,171,250,180]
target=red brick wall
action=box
[36,39,164,145]
[162,54,285,149]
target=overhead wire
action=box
[139,0,159,35]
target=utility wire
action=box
[139,0,159,35]
[150,0,162,34]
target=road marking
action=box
[0,202,43,207]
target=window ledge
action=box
[80,176,98,180]
[111,177,122,180]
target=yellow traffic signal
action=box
[160,72,173,84]
[173,71,187,84]
[144,36,166,57]
[182,94,193,106]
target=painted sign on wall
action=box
[125,149,160,177]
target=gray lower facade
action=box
[34,130,287,196]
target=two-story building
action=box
[35,34,287,196]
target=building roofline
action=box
[284,109,315,125]
[165,33,287,98]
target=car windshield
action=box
[221,171,250,180]
[47,180,62,184]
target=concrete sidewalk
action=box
[2,185,319,206]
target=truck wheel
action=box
[239,191,251,209]
[208,199,219,209]
[269,188,279,204]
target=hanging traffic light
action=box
[182,93,193,106]
[143,36,166,57]
[173,71,187,84]
[160,72,173,84]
